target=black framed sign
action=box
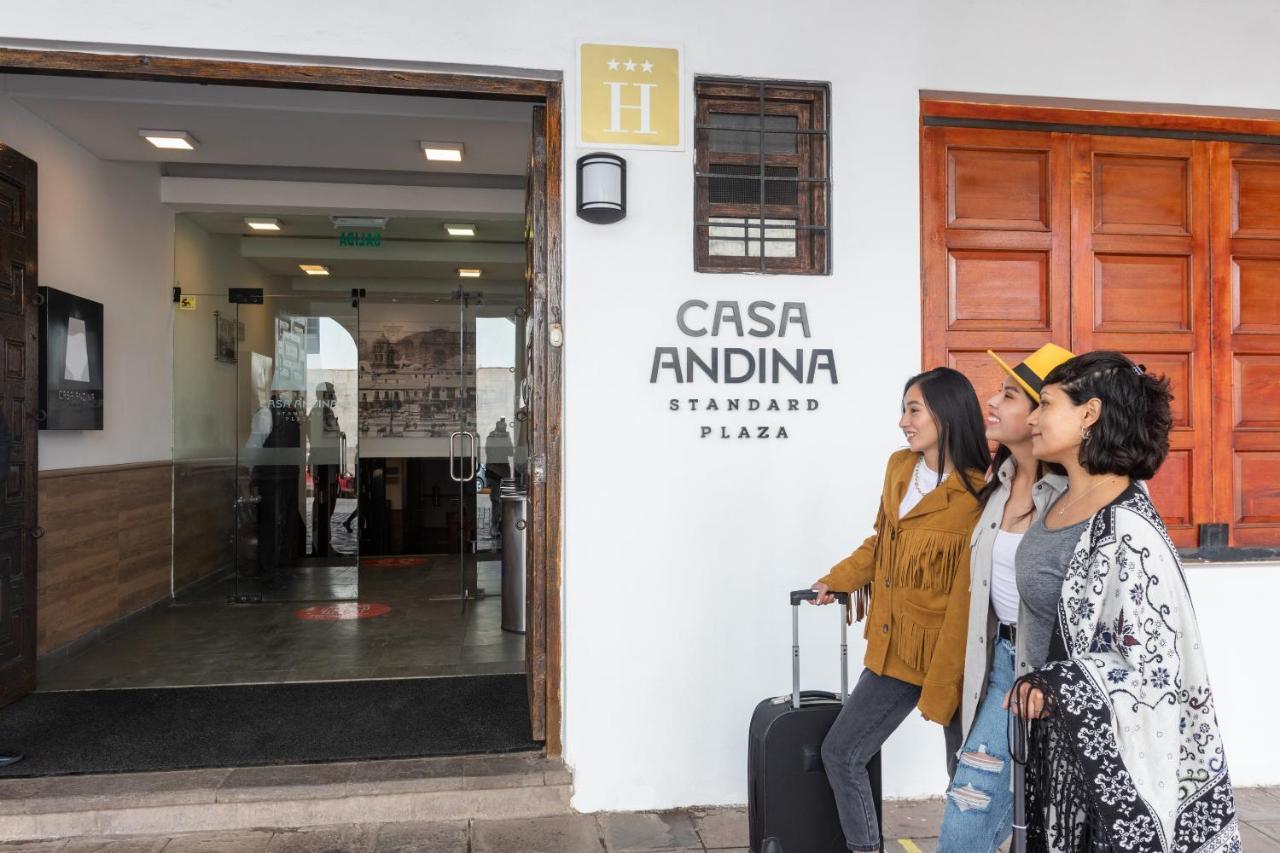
[38,287,104,430]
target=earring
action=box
[1081,426,1092,442]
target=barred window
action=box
[695,78,830,274]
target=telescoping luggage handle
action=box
[788,589,849,711]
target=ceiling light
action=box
[445,224,476,237]
[299,264,330,276]
[139,130,198,150]
[244,217,281,231]
[331,216,388,230]
[457,268,482,278]
[421,141,464,162]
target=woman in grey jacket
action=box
[936,344,1073,853]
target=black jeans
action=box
[821,668,963,851]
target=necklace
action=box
[913,456,947,494]
[1054,476,1117,518]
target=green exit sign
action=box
[338,231,382,247]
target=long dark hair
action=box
[903,368,990,501]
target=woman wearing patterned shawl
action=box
[1008,351,1239,853]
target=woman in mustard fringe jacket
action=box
[810,367,989,852]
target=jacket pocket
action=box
[894,599,946,673]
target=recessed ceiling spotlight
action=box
[457,268,482,278]
[299,264,331,276]
[331,216,388,230]
[445,224,476,237]
[421,141,464,162]
[139,130,199,150]
[244,217,281,231]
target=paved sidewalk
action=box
[1,787,1277,851]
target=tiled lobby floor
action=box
[38,559,523,691]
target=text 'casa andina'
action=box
[649,300,837,439]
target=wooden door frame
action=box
[0,46,566,755]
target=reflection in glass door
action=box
[358,286,522,604]
[233,294,360,603]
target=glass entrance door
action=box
[358,285,523,605]
[232,294,360,602]
[358,292,476,594]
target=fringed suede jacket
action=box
[1014,484,1240,853]
[818,448,984,724]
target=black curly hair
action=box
[1039,350,1173,480]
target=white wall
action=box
[0,82,174,470]
[6,0,1280,811]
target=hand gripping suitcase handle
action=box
[789,589,849,711]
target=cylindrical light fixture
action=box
[576,152,626,224]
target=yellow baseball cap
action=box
[987,343,1075,403]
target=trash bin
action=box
[499,484,529,634]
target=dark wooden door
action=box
[922,125,1216,549]
[921,125,1072,412]
[523,105,548,742]
[1209,141,1280,547]
[0,143,39,707]
[1068,135,1213,549]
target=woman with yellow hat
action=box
[936,343,1074,853]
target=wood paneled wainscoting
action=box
[37,461,173,658]
[172,458,235,593]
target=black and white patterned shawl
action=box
[1012,485,1240,853]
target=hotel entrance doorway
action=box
[0,50,563,758]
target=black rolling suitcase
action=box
[748,589,882,853]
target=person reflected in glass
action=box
[308,382,341,557]
[484,418,514,537]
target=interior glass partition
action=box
[233,294,360,602]
[172,290,359,603]
[171,292,238,598]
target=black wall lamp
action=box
[576,152,626,224]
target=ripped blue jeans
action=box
[936,638,1016,853]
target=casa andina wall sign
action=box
[650,300,836,440]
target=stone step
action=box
[0,752,571,841]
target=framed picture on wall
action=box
[214,312,236,363]
[38,286,104,431]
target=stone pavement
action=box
[1,787,1278,852]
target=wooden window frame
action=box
[694,78,830,274]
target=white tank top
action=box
[990,529,1023,625]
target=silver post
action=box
[1011,703,1028,853]
[839,603,848,703]
[791,603,801,710]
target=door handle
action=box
[28,526,45,540]
[449,432,464,483]
[462,431,478,482]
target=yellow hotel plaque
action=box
[578,42,683,150]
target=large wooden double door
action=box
[0,144,39,706]
[924,123,1280,549]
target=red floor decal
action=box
[360,556,431,568]
[294,602,391,621]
